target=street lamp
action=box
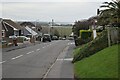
[48,19,54,35]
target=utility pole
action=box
[107,26,111,47]
[93,19,97,39]
[49,19,54,35]
[51,19,54,35]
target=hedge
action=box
[72,30,108,63]
[80,30,92,39]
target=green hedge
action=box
[74,30,92,46]
[80,30,92,39]
[75,37,92,46]
[72,30,108,63]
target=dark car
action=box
[42,34,51,42]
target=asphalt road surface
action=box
[1,40,75,79]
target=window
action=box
[2,30,5,37]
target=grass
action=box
[74,44,119,78]
[73,44,88,58]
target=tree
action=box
[72,20,90,37]
[54,29,60,37]
[99,0,120,27]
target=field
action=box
[42,26,72,37]
[54,26,72,37]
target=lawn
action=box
[74,44,119,78]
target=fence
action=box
[108,27,119,46]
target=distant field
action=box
[54,26,72,37]
[41,26,73,37]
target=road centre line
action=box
[26,51,35,54]
[11,55,23,60]
[26,52,32,54]
[36,49,40,51]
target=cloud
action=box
[1,0,112,22]
[1,0,112,2]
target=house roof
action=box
[20,21,42,29]
[20,22,35,27]
[25,26,38,36]
[3,19,21,30]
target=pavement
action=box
[2,41,41,52]
[44,42,75,78]
[1,40,75,79]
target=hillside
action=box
[74,44,119,78]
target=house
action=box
[0,18,2,40]
[1,19,22,38]
[20,22,43,38]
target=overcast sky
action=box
[0,0,112,23]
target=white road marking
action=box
[71,43,75,44]
[26,52,32,54]
[26,51,34,54]
[57,58,73,61]
[0,61,6,64]
[64,58,73,61]
[57,59,64,61]
[68,42,75,45]
[43,47,45,48]
[36,49,40,51]
[11,55,23,60]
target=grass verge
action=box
[74,44,119,78]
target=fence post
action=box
[107,27,111,47]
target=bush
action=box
[74,30,92,46]
[75,37,92,46]
[72,30,108,63]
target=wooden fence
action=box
[108,27,119,45]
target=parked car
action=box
[67,37,74,40]
[59,37,62,40]
[17,36,30,41]
[9,35,30,41]
[0,39,8,47]
[62,37,66,40]
[42,34,51,42]
[52,36,58,40]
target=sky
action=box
[0,0,112,23]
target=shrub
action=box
[74,30,93,46]
[72,30,108,63]
[75,37,92,46]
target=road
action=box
[1,40,75,79]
